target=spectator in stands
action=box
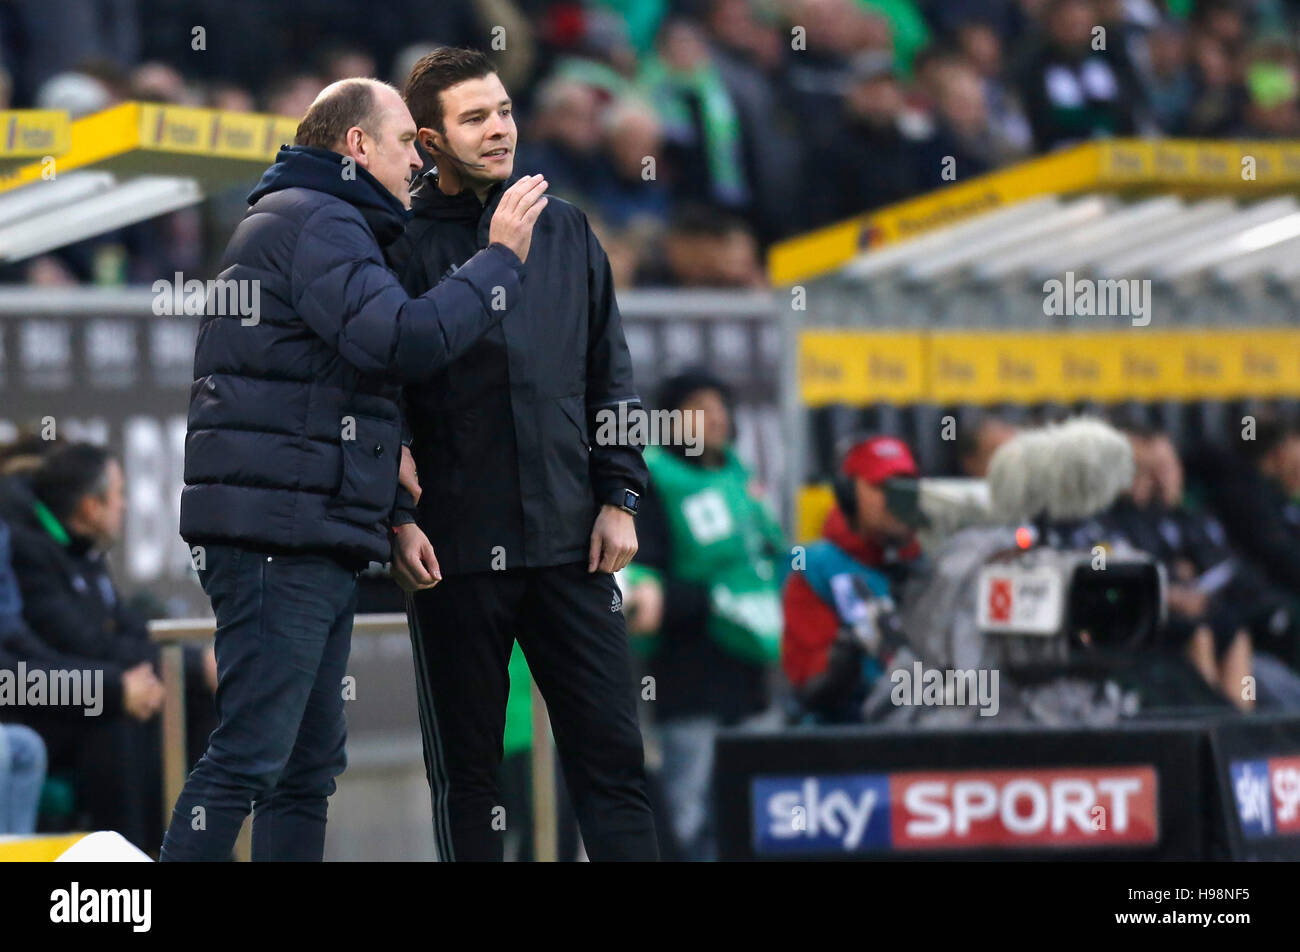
[698,0,805,244]
[1015,0,1143,150]
[639,204,765,287]
[862,0,932,78]
[1136,18,1197,133]
[318,46,377,84]
[1184,28,1249,137]
[1191,0,1251,58]
[624,369,786,861]
[803,51,934,227]
[1110,428,1258,710]
[2,443,215,851]
[782,435,922,724]
[955,413,1019,478]
[263,71,326,118]
[515,77,610,203]
[954,19,1035,158]
[640,17,752,213]
[130,60,196,104]
[1194,418,1300,647]
[1240,36,1300,138]
[784,0,893,155]
[588,98,670,229]
[1,501,163,731]
[920,61,1003,180]
[208,82,255,112]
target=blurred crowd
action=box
[8,0,1300,289]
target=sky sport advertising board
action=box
[752,765,1158,856]
[715,722,1206,860]
[1230,756,1300,841]
[1211,716,1300,860]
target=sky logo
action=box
[1232,756,1300,839]
[752,774,892,855]
[1233,760,1275,838]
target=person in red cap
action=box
[780,435,923,723]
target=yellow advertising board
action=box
[799,331,928,407]
[138,103,297,162]
[799,328,1300,405]
[0,111,70,167]
[0,102,297,194]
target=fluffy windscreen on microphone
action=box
[986,417,1134,523]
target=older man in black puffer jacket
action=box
[161,77,547,862]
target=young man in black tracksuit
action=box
[387,48,658,861]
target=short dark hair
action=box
[294,78,390,150]
[32,443,115,522]
[403,47,497,133]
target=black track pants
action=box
[406,561,658,861]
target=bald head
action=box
[296,78,393,151]
[292,77,422,207]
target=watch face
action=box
[622,490,639,513]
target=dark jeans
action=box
[407,562,658,861]
[160,544,357,861]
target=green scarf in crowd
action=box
[638,57,748,206]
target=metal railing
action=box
[148,613,559,861]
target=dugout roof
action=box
[0,103,296,262]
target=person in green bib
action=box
[622,369,785,861]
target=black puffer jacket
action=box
[180,146,524,564]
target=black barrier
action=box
[712,717,1300,861]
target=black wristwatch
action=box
[611,488,640,516]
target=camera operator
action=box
[781,436,921,724]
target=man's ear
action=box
[423,126,465,193]
[342,126,369,167]
[418,127,443,155]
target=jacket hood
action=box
[248,145,412,245]
[409,167,520,221]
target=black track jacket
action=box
[387,169,647,575]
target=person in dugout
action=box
[781,435,923,724]
[621,368,786,861]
